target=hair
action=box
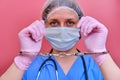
[41,0,84,21]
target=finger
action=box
[77,17,86,28]
[40,20,44,25]
[39,20,46,36]
[86,23,97,34]
[84,22,93,36]
[83,16,97,35]
[27,27,37,41]
[31,20,45,41]
[79,16,90,35]
[31,20,46,42]
[36,21,45,40]
[19,27,34,37]
[32,25,41,41]
[81,17,90,36]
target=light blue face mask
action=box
[45,27,80,51]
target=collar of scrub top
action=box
[36,49,88,80]
[36,49,86,80]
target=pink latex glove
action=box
[14,20,46,70]
[77,16,108,66]
[18,20,46,53]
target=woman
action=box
[0,0,120,80]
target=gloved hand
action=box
[18,20,46,53]
[14,20,46,70]
[77,16,108,66]
[77,16,108,52]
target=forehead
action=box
[47,8,79,20]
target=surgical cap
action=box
[42,0,84,21]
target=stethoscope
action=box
[36,49,88,80]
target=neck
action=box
[52,47,78,54]
[52,47,79,75]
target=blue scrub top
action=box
[22,55,104,80]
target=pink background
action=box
[0,0,120,76]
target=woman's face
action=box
[45,8,79,28]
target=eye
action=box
[50,21,58,27]
[67,21,75,27]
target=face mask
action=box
[45,27,80,51]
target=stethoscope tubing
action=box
[36,49,89,80]
[36,56,58,80]
[36,56,88,80]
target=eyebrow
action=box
[48,18,77,21]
